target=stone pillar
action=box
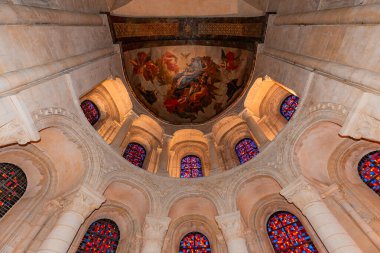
[141,216,171,253]
[205,133,220,174]
[37,187,105,253]
[240,108,269,146]
[215,211,249,253]
[280,177,363,253]
[323,184,380,250]
[110,111,138,150]
[156,135,171,175]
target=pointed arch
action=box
[0,163,27,219]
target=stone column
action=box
[323,184,380,250]
[205,133,220,174]
[240,108,269,146]
[215,211,249,253]
[156,135,171,176]
[141,216,171,253]
[280,177,363,253]
[110,111,138,150]
[37,187,105,253]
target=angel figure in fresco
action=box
[220,49,241,72]
[164,56,220,120]
[129,51,159,83]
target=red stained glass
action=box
[179,232,211,253]
[77,219,120,253]
[0,163,27,218]
[280,95,299,121]
[267,212,318,253]
[123,142,146,168]
[180,155,203,178]
[358,150,380,195]
[235,138,259,164]
[81,100,100,126]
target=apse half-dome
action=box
[108,16,268,124]
[125,45,254,123]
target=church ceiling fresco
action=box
[108,15,268,124]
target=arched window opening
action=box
[358,150,380,195]
[123,142,147,168]
[235,138,259,164]
[280,95,299,121]
[267,211,318,253]
[80,100,101,126]
[180,155,203,178]
[77,219,120,253]
[179,232,211,252]
[0,163,27,219]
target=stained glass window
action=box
[180,155,203,178]
[123,142,146,168]
[280,95,300,121]
[235,138,260,164]
[80,100,100,126]
[267,211,318,253]
[0,163,27,218]
[77,219,120,253]
[358,150,380,195]
[179,232,211,253]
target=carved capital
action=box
[143,215,171,241]
[280,176,321,211]
[215,211,245,240]
[340,93,380,142]
[64,186,105,217]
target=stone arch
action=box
[248,195,327,253]
[168,129,210,177]
[69,202,141,253]
[79,78,133,144]
[0,144,57,252]
[212,115,255,170]
[120,114,163,173]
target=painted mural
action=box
[124,45,254,124]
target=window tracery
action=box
[179,232,211,252]
[235,138,259,164]
[77,219,120,253]
[123,142,147,168]
[80,100,101,126]
[267,211,318,253]
[0,163,27,219]
[180,155,203,178]
[358,150,380,195]
[280,95,299,121]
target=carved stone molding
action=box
[340,93,380,142]
[215,211,245,241]
[64,186,105,217]
[142,215,171,241]
[280,176,321,211]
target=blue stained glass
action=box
[180,155,203,178]
[358,150,380,195]
[0,163,27,218]
[179,232,211,253]
[123,142,146,168]
[77,219,120,253]
[235,138,259,164]
[80,100,100,125]
[267,211,318,253]
[280,95,300,121]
